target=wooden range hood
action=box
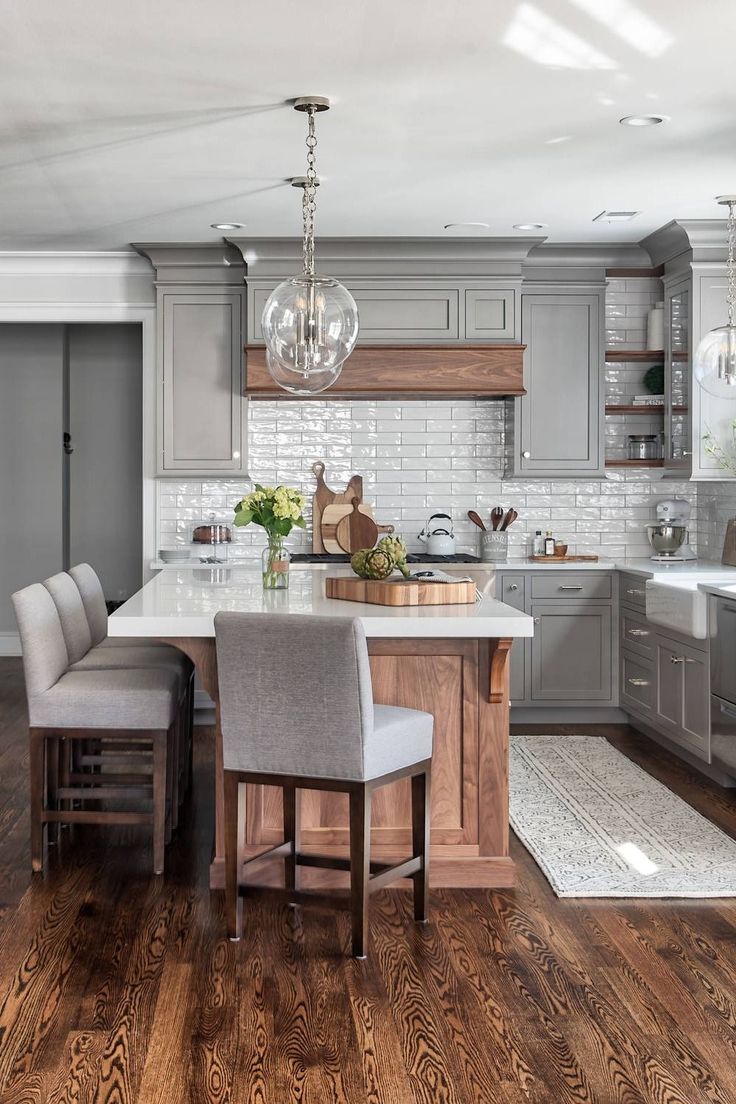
[244,344,526,399]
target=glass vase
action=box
[262,536,291,590]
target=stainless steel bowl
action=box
[645,522,688,556]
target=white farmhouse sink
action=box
[645,576,736,639]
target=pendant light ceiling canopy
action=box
[261,97,359,395]
[694,194,736,399]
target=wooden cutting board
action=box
[335,497,379,554]
[528,554,599,563]
[321,503,394,554]
[325,576,476,606]
[311,461,363,553]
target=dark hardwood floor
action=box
[3,656,736,1103]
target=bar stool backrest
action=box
[215,611,375,781]
[69,563,108,646]
[12,583,69,698]
[43,572,93,664]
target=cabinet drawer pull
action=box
[559,585,583,591]
[627,628,650,636]
[626,588,645,597]
[628,678,650,687]
[669,655,684,664]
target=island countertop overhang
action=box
[109,566,534,640]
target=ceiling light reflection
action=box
[616,841,658,875]
[502,3,617,70]
[568,0,674,58]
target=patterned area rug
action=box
[510,734,736,897]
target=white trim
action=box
[0,632,21,656]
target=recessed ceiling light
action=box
[443,222,490,231]
[593,210,640,222]
[211,222,244,231]
[513,222,547,230]
[619,114,667,127]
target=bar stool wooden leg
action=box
[349,784,372,959]
[411,767,431,922]
[225,771,243,940]
[29,729,45,873]
[152,731,168,875]
[283,786,300,892]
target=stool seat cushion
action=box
[68,644,190,694]
[29,667,179,729]
[364,705,433,781]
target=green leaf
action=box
[293,516,307,529]
[233,510,253,527]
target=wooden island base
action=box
[165,635,515,890]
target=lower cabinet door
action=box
[530,602,612,702]
[655,635,710,760]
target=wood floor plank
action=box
[1,670,736,1102]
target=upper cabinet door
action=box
[516,292,604,476]
[663,281,692,473]
[160,290,246,475]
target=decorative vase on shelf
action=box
[262,536,291,590]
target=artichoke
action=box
[350,549,371,578]
[363,548,395,580]
[377,535,410,578]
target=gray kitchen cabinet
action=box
[159,290,246,475]
[497,573,526,701]
[530,601,613,702]
[620,651,655,716]
[497,571,616,707]
[465,289,516,340]
[663,279,691,472]
[510,291,604,477]
[654,635,709,759]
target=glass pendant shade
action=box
[265,350,343,395]
[694,323,736,399]
[262,274,358,378]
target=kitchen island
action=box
[110,566,533,889]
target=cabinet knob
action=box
[669,655,684,664]
[533,617,540,624]
[509,584,519,591]
[522,450,531,459]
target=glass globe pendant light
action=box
[262,97,359,394]
[694,195,736,399]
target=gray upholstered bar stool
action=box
[12,583,179,874]
[49,568,195,812]
[215,611,433,958]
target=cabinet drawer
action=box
[530,573,611,600]
[620,606,656,660]
[619,572,648,611]
[621,651,655,715]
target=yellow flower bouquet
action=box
[233,484,306,589]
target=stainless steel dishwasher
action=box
[710,594,736,772]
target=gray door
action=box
[0,325,64,636]
[518,293,603,475]
[530,601,612,702]
[68,324,143,604]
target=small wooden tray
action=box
[528,554,599,563]
[325,576,476,606]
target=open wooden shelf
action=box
[605,459,664,468]
[605,404,688,415]
[605,349,664,362]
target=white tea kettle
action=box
[417,512,456,556]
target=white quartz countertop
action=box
[112,566,534,639]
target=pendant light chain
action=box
[302,108,318,278]
[728,200,736,328]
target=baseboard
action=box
[628,716,736,788]
[511,706,628,724]
[0,632,21,656]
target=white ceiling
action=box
[1,0,735,250]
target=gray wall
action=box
[0,325,65,633]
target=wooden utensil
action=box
[311,461,364,553]
[335,498,380,554]
[490,506,504,531]
[467,510,486,531]
[499,508,518,532]
[321,503,394,554]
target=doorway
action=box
[0,322,143,644]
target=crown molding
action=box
[640,220,728,267]
[132,241,244,286]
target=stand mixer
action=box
[645,499,696,562]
